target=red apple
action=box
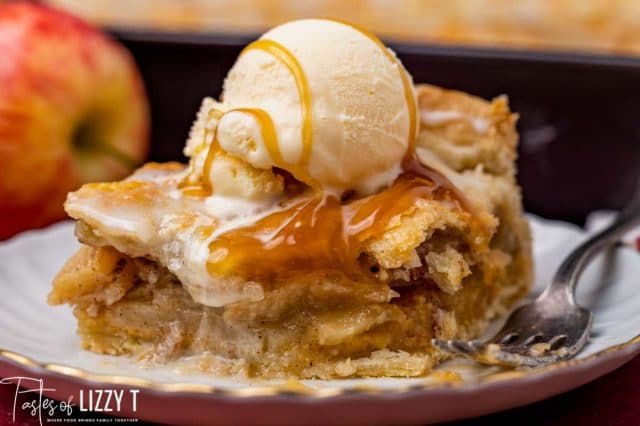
[0,2,149,239]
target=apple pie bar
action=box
[49,19,532,379]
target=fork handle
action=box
[541,187,640,304]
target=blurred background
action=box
[43,0,640,55]
[2,0,640,239]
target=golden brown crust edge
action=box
[416,84,519,177]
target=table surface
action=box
[2,355,638,425]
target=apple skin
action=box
[0,2,150,240]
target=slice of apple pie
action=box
[49,19,532,379]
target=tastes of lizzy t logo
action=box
[0,376,140,424]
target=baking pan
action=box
[111,29,640,224]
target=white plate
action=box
[0,217,639,425]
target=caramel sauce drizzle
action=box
[179,23,473,283]
[239,39,315,184]
[181,107,283,196]
[326,18,418,157]
[183,106,296,197]
[179,108,224,196]
[233,107,284,166]
[180,141,221,196]
[207,170,463,281]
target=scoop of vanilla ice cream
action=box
[216,18,417,195]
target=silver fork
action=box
[433,185,640,368]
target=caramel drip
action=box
[181,125,223,197]
[231,107,284,166]
[201,139,220,193]
[206,170,463,281]
[185,107,289,196]
[179,143,222,197]
[180,186,210,197]
[180,107,225,196]
[182,107,283,197]
[241,39,315,184]
[326,18,418,158]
